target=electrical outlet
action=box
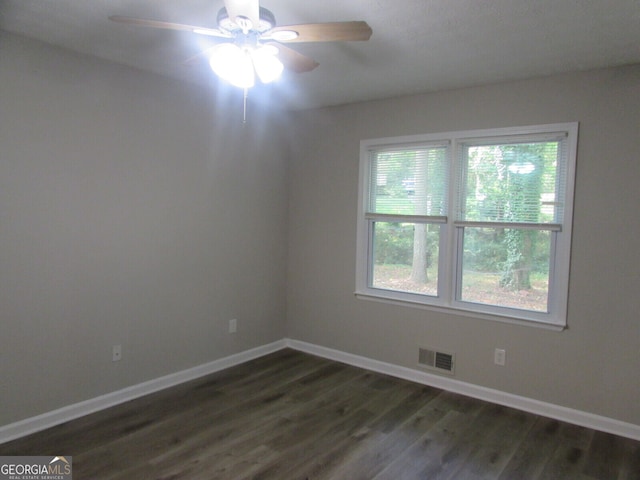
[494,348,506,366]
[229,318,237,334]
[112,345,122,362]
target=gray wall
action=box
[287,65,640,426]
[0,33,288,425]
[2,29,639,431]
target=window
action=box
[356,123,578,328]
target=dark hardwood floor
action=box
[1,349,638,479]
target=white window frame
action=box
[355,123,578,329]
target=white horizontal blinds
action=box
[368,144,449,220]
[554,137,569,223]
[457,134,568,226]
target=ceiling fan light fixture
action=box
[209,44,255,89]
[209,42,283,88]
[251,45,284,84]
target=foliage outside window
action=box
[356,124,578,328]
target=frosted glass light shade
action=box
[209,43,283,88]
[251,45,284,84]
[209,44,255,89]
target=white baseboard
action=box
[0,340,286,444]
[285,338,640,441]
[2,337,638,444]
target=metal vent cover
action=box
[418,347,455,375]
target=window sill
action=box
[354,290,567,331]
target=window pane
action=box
[459,227,551,312]
[460,141,565,224]
[371,222,439,296]
[369,146,448,216]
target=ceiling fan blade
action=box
[269,21,372,43]
[109,15,231,38]
[267,43,319,74]
[223,0,260,30]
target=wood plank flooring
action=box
[1,349,638,479]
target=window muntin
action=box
[357,124,578,328]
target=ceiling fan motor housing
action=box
[217,6,276,33]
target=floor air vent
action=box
[418,347,455,375]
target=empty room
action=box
[1,0,639,478]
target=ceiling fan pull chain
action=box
[243,87,248,125]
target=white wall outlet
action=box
[229,318,237,334]
[112,344,122,362]
[494,348,506,366]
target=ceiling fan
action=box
[109,0,373,90]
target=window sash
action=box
[452,225,558,315]
[367,143,449,217]
[455,137,570,225]
[368,220,443,297]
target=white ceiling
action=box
[1,0,639,110]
